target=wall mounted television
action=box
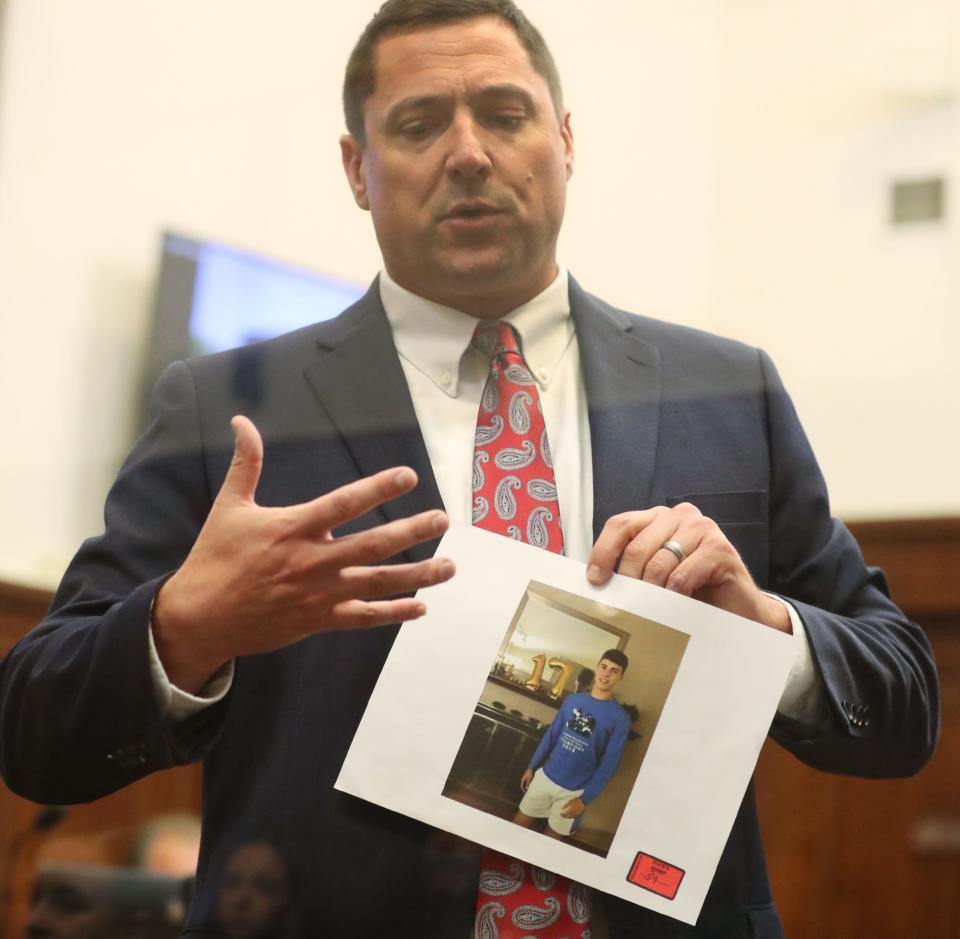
[143,232,366,418]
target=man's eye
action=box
[401,122,430,139]
[492,113,525,129]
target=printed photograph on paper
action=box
[442,580,690,858]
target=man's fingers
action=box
[586,509,657,585]
[219,415,264,504]
[617,515,684,583]
[286,557,455,638]
[588,505,710,588]
[321,510,450,571]
[328,597,430,630]
[296,466,421,534]
[326,557,456,603]
[663,529,734,596]
[632,519,709,587]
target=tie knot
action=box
[472,321,521,362]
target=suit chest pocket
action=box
[665,489,769,587]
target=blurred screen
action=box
[185,239,365,356]
[143,233,366,425]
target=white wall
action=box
[0,0,957,590]
[714,0,960,520]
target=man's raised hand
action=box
[152,415,455,694]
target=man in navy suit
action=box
[0,1,939,937]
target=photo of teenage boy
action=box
[514,650,631,840]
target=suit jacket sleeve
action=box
[0,361,225,804]
[755,349,939,777]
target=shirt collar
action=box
[379,266,573,397]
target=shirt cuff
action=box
[147,618,234,722]
[765,593,828,728]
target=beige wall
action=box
[1,0,957,589]
[713,1,960,522]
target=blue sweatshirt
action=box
[528,692,630,804]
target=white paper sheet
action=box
[336,524,795,924]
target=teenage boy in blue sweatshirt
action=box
[514,649,631,840]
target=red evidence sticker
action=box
[626,852,685,900]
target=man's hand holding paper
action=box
[588,503,791,633]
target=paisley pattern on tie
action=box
[476,852,591,939]
[530,868,556,892]
[470,322,564,555]
[509,391,534,434]
[504,363,536,385]
[472,324,586,939]
[510,897,562,930]
[494,476,522,521]
[479,861,525,896]
[495,441,537,470]
[482,379,500,413]
[476,415,505,446]
[475,901,506,939]
[526,478,558,502]
[526,506,554,550]
[473,496,490,524]
[566,883,591,924]
[540,429,553,469]
[473,451,490,492]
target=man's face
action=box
[594,658,625,693]
[341,16,574,318]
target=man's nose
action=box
[444,118,492,181]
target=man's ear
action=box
[340,134,370,210]
[560,111,574,180]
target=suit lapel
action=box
[569,278,662,542]
[302,284,444,563]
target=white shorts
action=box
[518,768,585,835]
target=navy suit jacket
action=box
[0,278,939,938]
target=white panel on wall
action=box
[0,0,958,589]
[712,0,959,520]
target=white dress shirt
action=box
[152,266,825,725]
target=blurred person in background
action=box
[23,865,183,939]
[212,837,298,939]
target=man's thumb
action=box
[221,415,264,502]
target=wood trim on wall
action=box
[0,581,51,659]
[847,516,960,619]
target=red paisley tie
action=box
[471,322,564,552]
[471,321,591,939]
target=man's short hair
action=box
[599,649,629,673]
[343,0,564,145]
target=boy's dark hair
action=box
[599,649,629,673]
[343,0,563,144]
